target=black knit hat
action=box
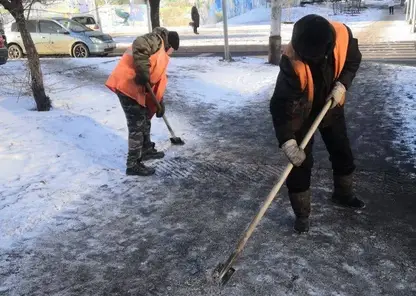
[291,14,335,61]
[168,31,180,50]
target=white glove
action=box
[282,139,306,167]
[327,81,346,109]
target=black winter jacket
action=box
[269,24,362,147]
[191,6,200,27]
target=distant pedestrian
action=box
[388,0,395,14]
[190,4,200,35]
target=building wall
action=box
[160,0,267,26]
[1,0,266,33]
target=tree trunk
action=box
[149,0,160,29]
[269,0,282,65]
[11,3,51,111]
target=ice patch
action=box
[0,56,279,249]
[342,263,361,275]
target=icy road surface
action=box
[0,57,415,295]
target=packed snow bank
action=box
[364,0,390,6]
[380,20,416,42]
[0,56,277,249]
[225,4,385,25]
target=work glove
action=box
[156,101,165,118]
[281,139,306,167]
[327,81,346,109]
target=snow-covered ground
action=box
[1,57,416,295]
[1,57,415,251]
[114,3,415,49]
[0,57,278,250]
[222,4,385,25]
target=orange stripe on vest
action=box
[105,36,170,118]
[283,21,349,103]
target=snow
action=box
[364,0,390,6]
[0,56,278,249]
[224,4,385,25]
[385,64,416,157]
[114,4,404,48]
[379,20,416,42]
[1,56,416,295]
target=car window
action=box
[56,19,92,33]
[73,17,96,25]
[11,21,37,33]
[39,21,63,34]
[26,21,38,33]
[86,17,96,25]
[73,17,87,24]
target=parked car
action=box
[7,18,116,59]
[0,19,6,44]
[0,34,8,65]
[71,14,101,31]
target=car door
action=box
[37,20,65,54]
[39,20,73,55]
[19,20,50,55]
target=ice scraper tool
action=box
[213,99,333,286]
[145,83,185,145]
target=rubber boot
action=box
[142,135,165,161]
[289,190,311,234]
[332,174,365,208]
[126,162,155,176]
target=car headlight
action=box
[89,37,103,44]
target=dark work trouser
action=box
[286,110,356,194]
[118,93,151,168]
[389,6,394,14]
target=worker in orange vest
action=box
[106,27,180,176]
[270,15,364,234]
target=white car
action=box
[71,14,101,31]
[7,18,115,59]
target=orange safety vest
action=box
[105,37,170,118]
[283,21,349,105]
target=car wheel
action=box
[72,43,89,58]
[8,44,23,59]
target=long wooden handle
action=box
[299,99,332,149]
[219,99,333,279]
[145,83,162,109]
[145,83,177,138]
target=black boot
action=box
[289,190,311,234]
[126,162,155,176]
[142,142,165,161]
[332,174,365,208]
[142,135,165,161]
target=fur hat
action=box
[168,31,180,51]
[291,14,335,61]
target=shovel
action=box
[145,83,185,145]
[213,99,333,286]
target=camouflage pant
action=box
[118,93,151,168]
